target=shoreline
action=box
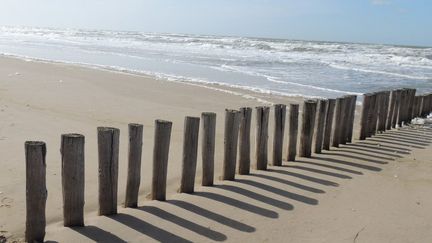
[0,53,363,102]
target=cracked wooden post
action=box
[386,90,397,130]
[332,97,343,146]
[392,89,402,128]
[98,127,120,215]
[314,99,328,154]
[272,104,286,166]
[25,141,47,243]
[180,116,200,193]
[222,109,241,180]
[238,107,252,175]
[152,120,172,201]
[300,100,317,157]
[323,98,336,149]
[255,106,270,170]
[287,104,299,161]
[125,124,143,208]
[359,93,372,140]
[201,112,216,186]
[61,134,85,226]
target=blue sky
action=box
[0,0,431,46]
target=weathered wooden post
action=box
[398,89,408,126]
[25,141,47,243]
[238,107,252,175]
[151,120,172,201]
[359,93,372,140]
[61,134,85,226]
[300,100,317,157]
[98,127,120,215]
[367,93,378,137]
[370,92,380,136]
[339,96,350,145]
[255,106,270,170]
[392,89,402,128]
[201,112,216,186]
[412,96,419,118]
[287,104,299,161]
[222,109,241,180]
[419,95,425,117]
[378,91,390,133]
[124,124,143,208]
[323,99,336,149]
[386,90,397,130]
[180,117,200,193]
[408,89,417,122]
[314,99,328,153]
[272,104,286,166]
[332,97,343,146]
[346,95,357,142]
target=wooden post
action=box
[180,117,200,193]
[359,94,371,140]
[323,99,336,149]
[299,100,317,157]
[408,89,417,122]
[346,95,357,143]
[314,99,328,153]
[25,141,47,243]
[339,96,350,145]
[222,109,241,180]
[61,134,85,226]
[386,90,397,130]
[272,104,286,166]
[98,127,120,216]
[125,124,143,208]
[238,107,252,175]
[420,95,425,117]
[412,96,419,118]
[367,93,378,137]
[378,91,390,133]
[287,104,299,161]
[255,106,270,170]
[392,89,402,128]
[201,112,216,186]
[151,120,172,201]
[370,92,380,136]
[398,89,408,126]
[332,97,343,146]
[429,94,432,114]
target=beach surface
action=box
[0,56,431,242]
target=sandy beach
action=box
[1,55,432,242]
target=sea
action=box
[1,26,431,101]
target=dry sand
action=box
[0,56,431,242]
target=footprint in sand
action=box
[0,197,13,208]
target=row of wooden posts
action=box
[359,89,432,140]
[24,89,432,242]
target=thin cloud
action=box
[371,0,391,5]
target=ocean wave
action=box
[1,25,432,98]
[328,63,432,80]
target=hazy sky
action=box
[0,0,431,46]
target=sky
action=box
[0,0,431,46]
